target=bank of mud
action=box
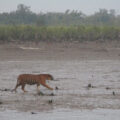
[0,42,120,119]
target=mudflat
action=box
[0,41,120,119]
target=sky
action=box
[0,0,120,15]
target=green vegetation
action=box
[0,25,119,42]
[0,4,120,42]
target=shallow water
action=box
[0,109,120,120]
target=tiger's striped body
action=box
[12,74,54,92]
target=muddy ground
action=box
[0,41,120,119]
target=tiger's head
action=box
[46,74,54,81]
[38,74,54,81]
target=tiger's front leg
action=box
[42,83,53,90]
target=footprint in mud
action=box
[0,88,11,92]
[112,91,116,96]
[0,101,3,105]
[49,93,55,96]
[106,87,111,90]
[86,84,96,89]
[55,86,59,90]
[37,91,45,96]
[48,100,53,104]
[31,112,37,114]
[88,84,92,88]
[37,92,55,96]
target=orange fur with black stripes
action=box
[12,74,54,92]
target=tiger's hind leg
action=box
[11,84,21,92]
[21,84,27,92]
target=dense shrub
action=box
[0,25,119,42]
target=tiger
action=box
[12,74,54,92]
